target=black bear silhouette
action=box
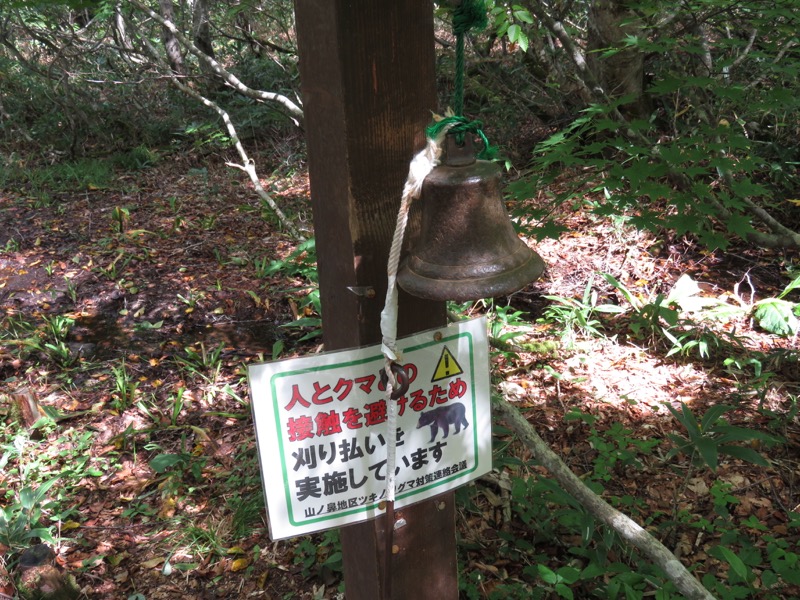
[416,403,469,442]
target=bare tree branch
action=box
[179,78,307,242]
[136,28,306,243]
[729,27,757,70]
[158,0,184,75]
[129,0,304,126]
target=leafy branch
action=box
[517,0,800,250]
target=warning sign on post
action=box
[248,316,491,540]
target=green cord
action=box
[427,116,498,161]
[452,0,488,117]
[429,1,496,159]
[454,34,466,117]
[452,0,488,34]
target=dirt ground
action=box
[1,155,799,598]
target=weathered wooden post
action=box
[294,1,459,598]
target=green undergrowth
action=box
[451,284,799,599]
[2,214,797,598]
[456,403,799,599]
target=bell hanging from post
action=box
[397,134,544,302]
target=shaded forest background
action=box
[1,1,799,599]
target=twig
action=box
[169,241,206,256]
[767,477,792,516]
[182,103,304,241]
[729,28,757,70]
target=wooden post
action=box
[294,1,458,598]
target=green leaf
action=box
[19,487,36,511]
[578,562,606,580]
[555,583,574,599]
[281,317,321,328]
[557,566,581,584]
[659,305,680,327]
[729,177,768,198]
[26,527,56,543]
[700,404,732,431]
[675,402,702,439]
[538,564,558,584]
[777,274,800,299]
[666,212,705,237]
[513,7,534,24]
[533,477,582,510]
[761,570,779,588]
[517,30,529,53]
[718,445,769,467]
[507,24,521,44]
[149,453,185,473]
[19,478,58,511]
[696,437,720,471]
[753,299,799,336]
[771,551,800,584]
[529,220,569,240]
[715,426,779,445]
[715,546,750,581]
[725,213,755,238]
[601,273,637,308]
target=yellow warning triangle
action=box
[432,346,464,382]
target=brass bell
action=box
[397,134,544,302]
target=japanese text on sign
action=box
[248,316,490,540]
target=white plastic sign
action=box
[248,316,491,540]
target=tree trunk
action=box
[158,0,183,75]
[190,0,216,88]
[295,1,456,597]
[191,0,213,59]
[587,0,648,118]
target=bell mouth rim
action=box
[402,241,538,280]
[397,250,545,302]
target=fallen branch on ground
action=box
[492,393,717,600]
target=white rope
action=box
[380,127,450,503]
[380,130,449,361]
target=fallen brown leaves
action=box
[1,158,798,598]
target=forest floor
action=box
[1,151,799,599]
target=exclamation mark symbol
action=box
[432,346,464,382]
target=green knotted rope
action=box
[427,116,498,160]
[452,0,487,117]
[430,1,497,159]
